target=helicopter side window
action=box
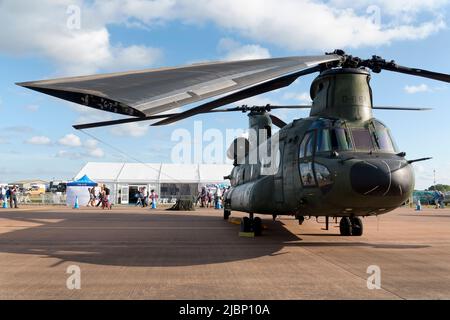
[300,162,315,187]
[315,163,333,187]
[299,131,317,187]
[351,128,374,150]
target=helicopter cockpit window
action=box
[351,128,374,150]
[371,122,398,152]
[316,129,332,152]
[299,131,314,158]
[330,128,353,151]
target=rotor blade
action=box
[207,105,313,112]
[72,113,178,130]
[269,115,288,128]
[382,64,450,83]
[373,106,432,111]
[264,105,312,110]
[152,65,322,126]
[17,55,340,117]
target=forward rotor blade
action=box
[372,106,432,111]
[269,115,288,128]
[152,65,323,126]
[382,64,450,83]
[18,54,340,117]
[72,113,177,130]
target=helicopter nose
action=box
[350,160,414,197]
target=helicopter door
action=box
[299,131,317,188]
[273,137,285,204]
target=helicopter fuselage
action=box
[224,67,414,219]
[224,115,414,218]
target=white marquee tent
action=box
[74,162,233,204]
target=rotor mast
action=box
[309,68,373,122]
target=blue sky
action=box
[0,0,450,189]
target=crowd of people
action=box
[196,185,228,209]
[0,185,19,209]
[135,187,159,208]
[87,184,112,210]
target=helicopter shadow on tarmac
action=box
[0,210,429,268]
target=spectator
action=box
[10,185,18,209]
[200,186,207,208]
[0,185,5,207]
[149,189,158,209]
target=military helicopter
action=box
[17,50,450,236]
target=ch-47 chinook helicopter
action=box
[18,49,450,236]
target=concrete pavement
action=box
[0,206,449,299]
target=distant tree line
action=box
[427,184,450,192]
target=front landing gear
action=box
[240,215,262,236]
[339,217,363,236]
[223,209,231,220]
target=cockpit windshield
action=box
[370,121,398,152]
[305,118,398,154]
[314,127,353,153]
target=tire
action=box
[339,217,352,236]
[223,209,231,220]
[241,217,251,232]
[350,217,363,236]
[253,217,262,236]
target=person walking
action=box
[10,185,18,209]
[0,185,5,207]
[149,189,158,209]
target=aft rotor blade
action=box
[269,115,288,128]
[72,113,178,130]
[152,65,322,126]
[372,106,432,111]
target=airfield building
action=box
[74,162,233,204]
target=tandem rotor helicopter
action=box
[17,49,450,236]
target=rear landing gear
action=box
[240,215,263,236]
[339,217,363,236]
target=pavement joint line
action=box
[297,239,406,300]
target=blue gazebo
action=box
[67,175,98,187]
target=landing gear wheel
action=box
[350,217,363,236]
[339,217,352,236]
[253,217,262,236]
[224,209,231,220]
[240,217,251,232]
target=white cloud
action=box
[55,150,82,160]
[83,139,105,158]
[87,147,105,158]
[110,122,149,137]
[58,134,82,147]
[0,1,162,75]
[24,105,39,112]
[25,136,51,145]
[171,0,447,50]
[283,92,312,104]
[1,0,447,78]
[218,38,271,61]
[404,84,432,94]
